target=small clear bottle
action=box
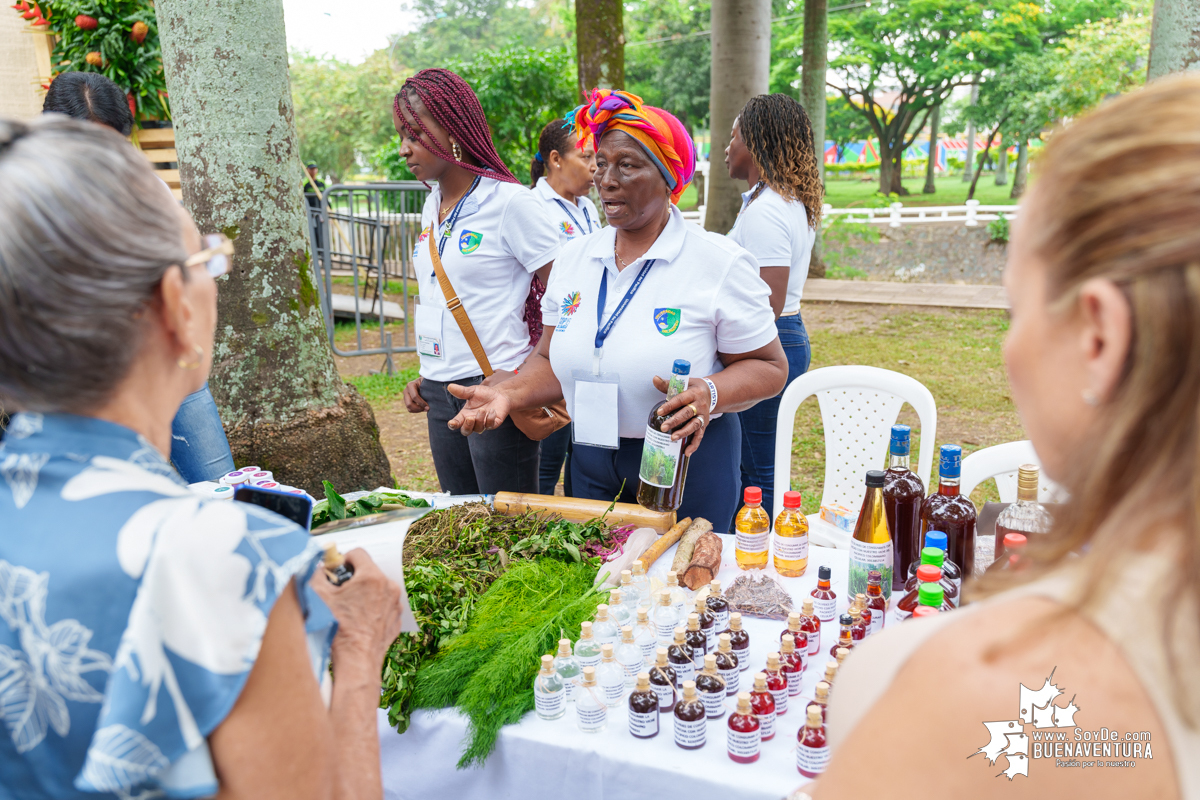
[828,613,855,657]
[693,595,716,653]
[810,565,837,623]
[633,607,657,666]
[673,681,707,750]
[607,589,633,630]
[666,571,691,617]
[735,486,771,570]
[533,654,565,721]
[750,672,776,741]
[685,613,708,669]
[706,580,730,633]
[727,692,762,764]
[715,633,740,695]
[575,667,607,733]
[592,604,619,649]
[653,589,680,647]
[649,647,678,712]
[667,628,696,688]
[796,704,830,778]
[575,621,602,671]
[780,635,804,696]
[597,643,626,708]
[799,598,822,658]
[619,569,642,613]
[765,652,789,716]
[628,672,660,739]
[727,612,751,670]
[552,638,581,703]
[772,490,810,577]
[631,560,651,608]
[696,654,727,719]
[616,626,643,686]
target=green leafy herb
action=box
[312,483,430,526]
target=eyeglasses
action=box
[184,233,234,278]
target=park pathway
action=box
[804,279,1009,310]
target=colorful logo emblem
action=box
[557,291,582,332]
[654,308,681,336]
[414,225,430,258]
[459,230,483,254]
[559,220,577,237]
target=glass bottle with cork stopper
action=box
[575,621,602,670]
[727,612,750,669]
[684,613,707,669]
[649,647,677,712]
[631,560,651,607]
[715,632,740,695]
[810,566,837,623]
[824,660,839,688]
[694,595,716,653]
[637,358,693,513]
[705,580,730,632]
[904,544,960,606]
[322,543,353,585]
[835,648,850,671]
[592,603,619,648]
[633,607,657,666]
[619,568,638,607]
[575,667,607,733]
[696,654,727,719]
[849,597,868,643]
[865,570,887,634]
[811,680,831,722]
[607,588,633,629]
[773,489,809,577]
[727,692,762,764]
[883,424,925,592]
[668,628,696,688]
[672,680,707,750]
[597,643,625,707]
[628,672,659,739]
[764,652,789,716]
[750,672,776,740]
[851,470,894,599]
[553,638,581,702]
[616,626,643,686]
[666,571,691,616]
[797,704,830,778]
[798,597,822,657]
[735,486,771,569]
[829,613,855,657]
[921,444,978,577]
[533,654,565,721]
[653,589,679,646]
[780,635,804,695]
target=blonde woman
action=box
[806,78,1200,798]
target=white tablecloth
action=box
[379,535,882,800]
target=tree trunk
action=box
[1148,0,1200,79]
[923,105,940,194]
[801,0,828,277]
[1010,140,1029,199]
[156,0,392,496]
[962,79,978,182]
[967,122,1003,201]
[575,0,625,99]
[994,134,1008,186]
[704,0,771,234]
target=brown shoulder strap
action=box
[428,228,493,377]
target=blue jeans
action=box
[171,383,235,483]
[538,424,573,496]
[738,313,811,515]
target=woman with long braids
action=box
[724,93,824,515]
[529,118,600,495]
[396,68,561,495]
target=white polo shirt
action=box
[413,176,561,382]
[542,205,778,439]
[533,177,600,243]
[726,184,815,316]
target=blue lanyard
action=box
[554,198,594,235]
[432,176,481,277]
[595,259,655,351]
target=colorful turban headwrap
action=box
[566,89,697,205]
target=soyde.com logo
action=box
[971,667,1155,780]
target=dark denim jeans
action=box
[538,424,573,496]
[170,383,235,483]
[738,312,811,514]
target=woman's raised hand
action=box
[651,375,711,456]
[447,382,513,435]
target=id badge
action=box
[413,300,445,360]
[571,369,620,449]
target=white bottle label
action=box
[602,678,624,706]
[719,665,740,695]
[773,531,809,561]
[619,655,642,680]
[805,622,821,655]
[812,595,837,622]
[640,426,682,488]
[652,679,675,709]
[797,743,830,776]
[727,725,761,759]
[712,608,730,632]
[628,708,659,738]
[535,688,563,717]
[849,539,894,597]
[735,530,769,554]
[655,620,677,645]
[705,628,715,653]
[577,650,601,671]
[597,632,620,649]
[770,684,789,716]
[673,714,706,749]
[869,605,885,634]
[563,675,579,701]
[576,699,606,731]
[691,649,706,669]
[701,688,725,718]
[757,705,776,739]
[638,638,657,663]
[733,642,750,670]
[785,669,802,697]
[672,659,696,687]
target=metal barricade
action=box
[306,182,431,375]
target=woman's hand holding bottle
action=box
[650,376,711,455]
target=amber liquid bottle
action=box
[921,444,977,578]
[637,359,693,513]
[883,424,925,593]
[850,470,893,598]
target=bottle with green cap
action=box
[902,544,960,607]
[896,564,954,619]
[637,359,693,513]
[920,444,978,577]
[908,530,962,601]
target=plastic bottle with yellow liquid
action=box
[772,490,809,577]
[734,487,771,570]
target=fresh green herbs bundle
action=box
[312,482,430,526]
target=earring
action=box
[451,141,462,162]
[1082,388,1100,407]
[178,344,204,370]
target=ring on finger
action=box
[686,402,699,417]
[695,414,706,428]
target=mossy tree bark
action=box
[801,0,828,277]
[922,105,940,194]
[1010,140,1029,200]
[1148,0,1200,79]
[704,0,770,235]
[155,0,391,496]
[575,0,624,100]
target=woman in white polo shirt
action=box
[529,118,600,495]
[446,91,788,532]
[395,69,561,495]
[724,93,824,515]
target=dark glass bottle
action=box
[908,531,962,602]
[637,359,693,513]
[696,655,727,719]
[706,580,730,632]
[828,613,855,658]
[883,425,925,593]
[715,633,740,695]
[628,673,660,739]
[693,596,716,654]
[672,681,707,750]
[921,444,977,579]
[649,647,677,712]
[727,612,750,669]
[685,613,708,669]
[903,545,960,606]
[667,628,695,688]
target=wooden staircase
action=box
[132,126,182,200]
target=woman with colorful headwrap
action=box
[447,90,787,532]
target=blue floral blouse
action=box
[0,413,335,799]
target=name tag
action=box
[414,302,444,360]
[571,369,619,449]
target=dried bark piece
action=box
[681,531,723,589]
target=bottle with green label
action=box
[637,360,693,512]
[850,470,893,599]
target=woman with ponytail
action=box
[394,68,561,495]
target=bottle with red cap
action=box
[897,564,954,619]
[913,605,941,619]
[735,486,771,570]
[773,490,809,577]
[904,545,960,607]
[988,532,1029,573]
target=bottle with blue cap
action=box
[920,444,978,579]
[637,359,693,513]
[904,540,962,607]
[883,424,925,594]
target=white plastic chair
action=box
[959,440,1067,503]
[773,366,938,548]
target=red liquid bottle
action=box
[989,533,1029,573]
[750,672,776,740]
[904,545,960,606]
[828,613,855,658]
[780,635,804,696]
[908,530,962,603]
[798,598,821,658]
[796,704,830,778]
[765,653,789,716]
[780,612,809,670]
[849,597,868,643]
[628,672,660,739]
[896,564,953,619]
[883,424,925,593]
[810,565,837,623]
[865,570,887,634]
[921,444,977,578]
[694,595,716,654]
[727,692,762,763]
[811,680,831,723]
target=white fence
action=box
[823,199,1017,228]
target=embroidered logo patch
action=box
[459,230,483,254]
[413,225,431,259]
[557,291,582,332]
[654,308,681,336]
[560,220,577,237]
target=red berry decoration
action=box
[75,14,98,30]
[130,21,148,44]
[126,92,137,118]
[85,51,103,68]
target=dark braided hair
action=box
[739,93,824,228]
[530,119,573,187]
[393,68,520,184]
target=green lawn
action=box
[823,175,1022,209]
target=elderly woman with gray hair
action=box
[0,115,401,799]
